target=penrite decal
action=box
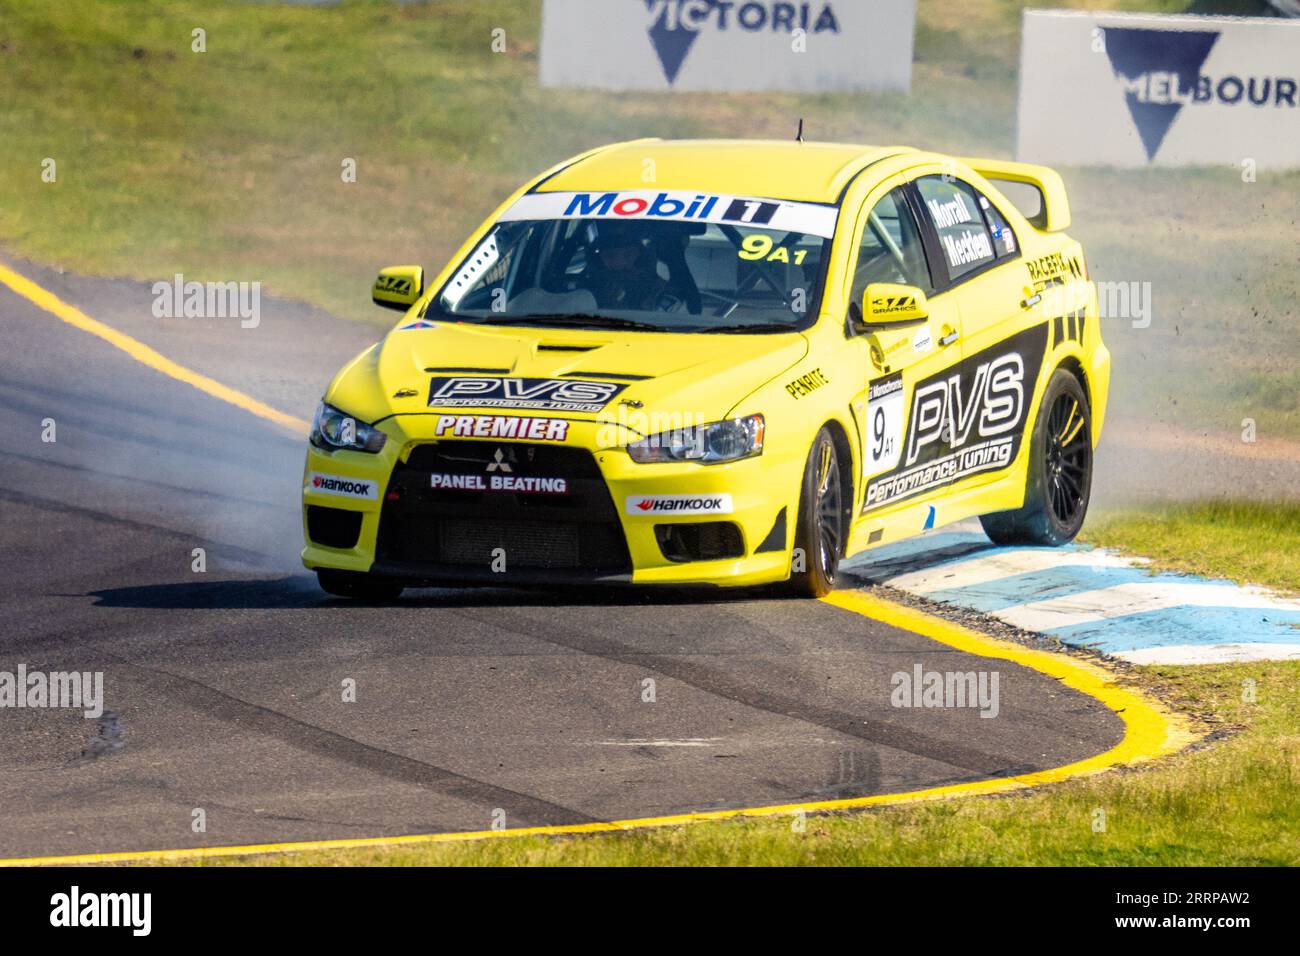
[784,367,829,399]
[427,377,627,413]
[863,324,1049,512]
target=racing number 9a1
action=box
[738,234,807,265]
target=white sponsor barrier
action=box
[1017,10,1300,168]
[539,0,916,92]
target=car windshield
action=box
[430,191,837,333]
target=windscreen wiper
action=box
[694,322,799,334]
[490,313,668,333]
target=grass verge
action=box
[1085,501,1300,595]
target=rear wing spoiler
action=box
[957,157,1071,232]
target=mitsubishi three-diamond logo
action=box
[1103,27,1220,161]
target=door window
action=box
[915,176,997,281]
[849,187,932,309]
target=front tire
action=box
[316,569,405,601]
[979,369,1092,546]
[787,427,844,597]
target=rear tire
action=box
[787,427,844,597]
[316,569,405,601]
[979,369,1092,546]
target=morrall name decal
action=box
[308,472,378,500]
[434,414,570,441]
[863,324,1049,512]
[428,376,627,413]
[625,494,734,516]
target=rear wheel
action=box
[980,369,1092,546]
[787,427,844,597]
[316,569,405,601]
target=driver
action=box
[580,221,667,311]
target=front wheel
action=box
[980,369,1093,546]
[316,569,405,602]
[787,427,844,597]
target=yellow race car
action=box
[302,139,1106,599]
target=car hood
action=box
[327,319,809,436]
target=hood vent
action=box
[561,371,654,381]
[537,343,598,353]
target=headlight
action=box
[309,402,387,453]
[626,414,764,464]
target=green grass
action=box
[1084,501,1300,595]
[187,660,1299,866]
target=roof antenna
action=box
[795,118,804,143]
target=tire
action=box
[316,569,405,601]
[787,427,845,597]
[979,369,1093,546]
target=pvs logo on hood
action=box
[644,0,841,85]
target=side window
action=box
[849,187,931,309]
[916,176,996,281]
[976,189,1018,259]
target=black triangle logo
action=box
[1103,27,1219,161]
[645,0,701,86]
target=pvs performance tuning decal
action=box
[434,415,570,441]
[307,473,378,500]
[427,377,627,413]
[863,324,1049,512]
[785,368,829,399]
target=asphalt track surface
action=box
[0,264,1127,860]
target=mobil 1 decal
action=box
[862,324,1049,513]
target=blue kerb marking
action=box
[1047,606,1300,654]
[921,565,1186,613]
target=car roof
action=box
[538,139,917,205]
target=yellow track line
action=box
[0,590,1196,867]
[0,261,310,436]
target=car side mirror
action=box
[860,283,929,329]
[372,265,424,311]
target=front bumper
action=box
[301,414,801,588]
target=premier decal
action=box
[308,472,378,500]
[863,325,1049,512]
[625,494,734,516]
[784,368,829,399]
[434,415,570,441]
[428,377,626,413]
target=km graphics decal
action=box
[644,1,841,86]
[428,377,627,413]
[863,325,1049,512]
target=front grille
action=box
[374,441,631,580]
